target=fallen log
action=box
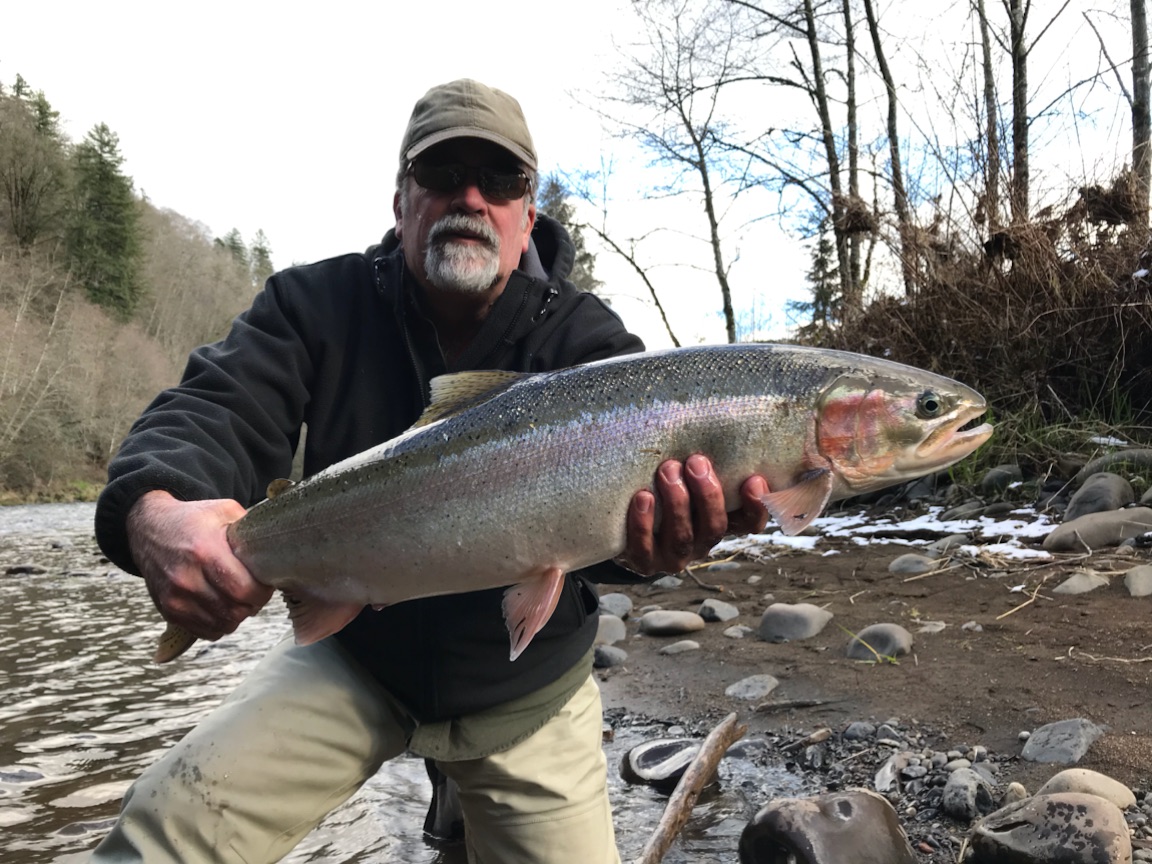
[633,712,748,864]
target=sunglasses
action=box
[409,160,530,201]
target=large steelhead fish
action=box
[154,343,992,663]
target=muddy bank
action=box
[595,513,1152,860]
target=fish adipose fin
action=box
[266,478,295,499]
[153,623,198,664]
[502,567,566,661]
[284,591,364,646]
[761,468,835,536]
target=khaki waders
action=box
[88,637,619,864]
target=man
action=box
[91,79,769,863]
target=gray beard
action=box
[424,215,501,294]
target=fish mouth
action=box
[915,402,993,466]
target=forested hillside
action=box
[0,76,271,500]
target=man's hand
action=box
[621,454,770,576]
[127,490,273,642]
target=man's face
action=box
[394,138,536,296]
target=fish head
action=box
[815,371,993,494]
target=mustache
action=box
[427,214,500,251]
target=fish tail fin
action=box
[502,567,566,661]
[761,468,834,536]
[154,623,198,663]
[284,591,364,645]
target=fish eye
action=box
[916,391,944,418]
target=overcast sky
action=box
[8,2,1132,348]
[5,0,814,347]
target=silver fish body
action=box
[154,343,992,662]
[220,344,991,653]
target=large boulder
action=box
[970,792,1132,863]
[1063,472,1134,522]
[1042,508,1152,552]
[758,602,833,643]
[739,788,916,864]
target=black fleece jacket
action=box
[95,214,645,722]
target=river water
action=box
[0,504,782,863]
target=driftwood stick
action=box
[633,712,747,864]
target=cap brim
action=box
[405,127,537,170]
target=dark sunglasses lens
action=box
[411,162,462,193]
[478,169,528,200]
[411,162,527,200]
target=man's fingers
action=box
[205,559,273,611]
[623,490,658,574]
[623,461,771,577]
[148,558,266,642]
[683,454,728,555]
[728,475,770,535]
[154,591,228,641]
[654,460,694,564]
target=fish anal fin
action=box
[502,567,566,661]
[153,623,198,664]
[762,468,834,536]
[284,591,364,645]
[413,370,531,428]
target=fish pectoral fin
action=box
[761,468,834,536]
[284,591,364,645]
[153,622,198,664]
[502,567,566,662]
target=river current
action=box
[0,503,764,863]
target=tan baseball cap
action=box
[400,79,537,170]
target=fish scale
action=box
[155,343,993,663]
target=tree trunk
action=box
[693,132,738,343]
[1133,0,1150,227]
[1008,0,1029,222]
[862,0,914,295]
[843,0,862,292]
[803,0,857,322]
[976,0,1001,234]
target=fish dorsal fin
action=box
[266,478,295,499]
[412,370,531,428]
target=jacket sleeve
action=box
[94,273,317,575]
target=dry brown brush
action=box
[809,186,1152,473]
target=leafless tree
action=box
[861,0,913,294]
[1007,0,1030,222]
[975,0,1002,235]
[596,0,762,342]
[1133,0,1150,224]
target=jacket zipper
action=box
[476,282,559,369]
[374,257,428,415]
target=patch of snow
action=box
[1087,435,1130,446]
[710,506,1055,561]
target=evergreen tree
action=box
[0,78,71,247]
[537,174,602,295]
[215,228,248,266]
[789,216,841,339]
[67,123,142,317]
[249,229,274,286]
